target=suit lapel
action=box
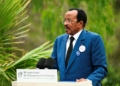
[65,30,86,72]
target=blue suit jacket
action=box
[51,30,108,86]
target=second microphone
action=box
[36,58,55,69]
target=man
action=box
[51,8,108,86]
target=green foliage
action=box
[0,0,31,86]
[0,0,30,64]
[31,0,116,55]
[116,84,120,86]
[11,41,53,68]
[0,42,53,86]
[0,0,53,86]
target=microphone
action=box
[44,58,55,69]
[36,58,46,69]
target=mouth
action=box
[65,25,69,29]
[64,26,70,33]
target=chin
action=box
[66,32,70,35]
[65,30,72,35]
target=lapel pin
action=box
[79,45,86,52]
[76,51,80,56]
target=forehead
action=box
[64,10,77,19]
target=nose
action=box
[64,21,68,26]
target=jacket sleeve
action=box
[51,38,59,70]
[87,35,108,86]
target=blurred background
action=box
[0,0,120,86]
[25,0,120,85]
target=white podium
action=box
[13,69,93,86]
[12,81,93,86]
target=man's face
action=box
[63,10,83,35]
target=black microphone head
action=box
[36,58,46,69]
[44,58,55,69]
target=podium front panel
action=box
[12,81,93,86]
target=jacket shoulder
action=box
[57,34,68,38]
[86,30,100,36]
[85,30,102,39]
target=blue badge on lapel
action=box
[76,51,80,56]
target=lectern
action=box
[13,69,93,86]
[12,81,93,86]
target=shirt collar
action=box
[69,29,83,40]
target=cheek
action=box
[75,24,79,28]
[70,25,77,31]
[69,24,75,29]
[68,24,77,32]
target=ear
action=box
[80,21,84,26]
[78,21,84,28]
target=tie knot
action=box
[70,36,74,42]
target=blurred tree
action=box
[0,0,30,85]
[30,0,116,54]
[0,0,53,86]
[0,0,30,63]
[105,0,120,85]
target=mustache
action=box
[65,25,70,29]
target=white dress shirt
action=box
[66,30,82,57]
